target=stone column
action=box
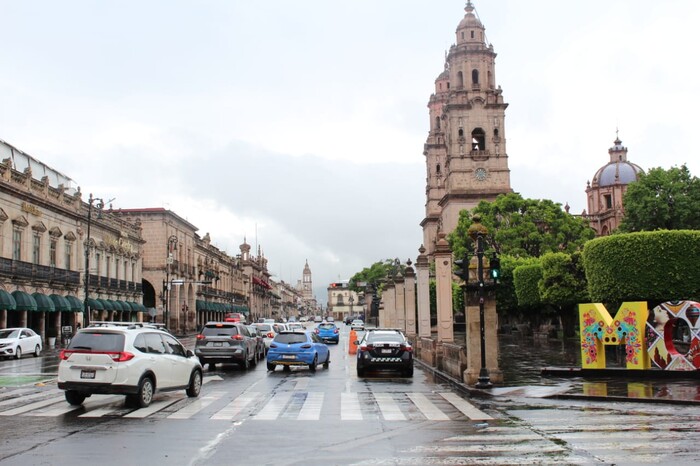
[404,262,416,339]
[394,274,406,332]
[379,289,388,328]
[465,279,503,384]
[385,282,396,328]
[433,233,453,343]
[415,245,431,338]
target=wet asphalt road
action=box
[2,327,700,465]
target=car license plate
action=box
[213,342,223,347]
[381,349,393,354]
[80,370,96,379]
[282,355,295,359]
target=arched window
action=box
[472,69,479,84]
[435,116,441,130]
[471,31,475,39]
[458,128,464,138]
[471,128,486,152]
[436,164,441,175]
[456,71,464,88]
[494,128,499,138]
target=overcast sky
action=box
[2,1,698,303]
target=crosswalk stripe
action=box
[33,395,123,417]
[341,392,363,420]
[407,392,450,421]
[297,392,323,420]
[0,389,62,408]
[374,392,406,421]
[440,392,492,420]
[0,395,64,416]
[123,394,184,418]
[253,391,292,420]
[211,391,259,420]
[168,392,222,419]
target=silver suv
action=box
[57,322,202,408]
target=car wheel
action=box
[283,365,291,372]
[242,353,251,370]
[267,362,276,372]
[14,346,22,359]
[323,353,330,369]
[65,390,86,406]
[34,345,41,357]
[357,366,365,377]
[404,366,414,377]
[250,351,258,367]
[134,376,154,408]
[186,370,202,397]
[309,355,318,372]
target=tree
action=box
[538,252,589,337]
[620,164,700,232]
[448,193,595,259]
[349,259,404,292]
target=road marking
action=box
[341,392,363,420]
[0,389,61,408]
[210,391,260,420]
[374,392,406,421]
[0,395,64,416]
[33,395,123,417]
[407,392,450,420]
[440,392,493,421]
[297,392,323,420]
[168,391,223,419]
[253,392,293,420]
[293,377,310,391]
[123,394,184,418]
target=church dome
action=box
[591,137,643,187]
[457,2,483,30]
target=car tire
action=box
[404,366,414,377]
[250,351,257,367]
[267,362,276,372]
[283,365,291,372]
[323,353,330,369]
[357,366,365,377]
[15,346,22,359]
[309,355,318,372]
[186,370,202,398]
[242,353,251,370]
[65,390,86,406]
[133,376,154,408]
[34,345,41,357]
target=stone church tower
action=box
[301,260,313,301]
[421,1,512,255]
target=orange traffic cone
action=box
[349,329,358,354]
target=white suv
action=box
[57,323,202,408]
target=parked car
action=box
[252,323,277,352]
[224,313,247,324]
[0,327,42,359]
[195,322,258,369]
[350,319,365,331]
[313,316,323,323]
[356,329,413,377]
[246,325,267,362]
[266,331,330,372]
[57,322,202,408]
[314,322,340,344]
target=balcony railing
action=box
[0,257,81,286]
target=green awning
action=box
[12,291,37,312]
[98,299,114,311]
[110,300,124,312]
[233,305,249,315]
[65,295,83,312]
[49,294,71,312]
[33,293,56,312]
[87,298,104,311]
[116,300,131,312]
[0,290,16,311]
[127,301,147,312]
[196,300,206,312]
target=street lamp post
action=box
[164,235,178,330]
[475,232,493,389]
[83,194,105,328]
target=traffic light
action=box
[454,254,469,281]
[489,254,501,282]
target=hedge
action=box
[582,230,700,303]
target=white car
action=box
[0,327,42,359]
[252,323,278,351]
[350,320,365,331]
[57,322,202,408]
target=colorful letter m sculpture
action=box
[579,301,700,371]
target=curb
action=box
[413,358,493,399]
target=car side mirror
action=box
[186,349,194,358]
[354,340,360,345]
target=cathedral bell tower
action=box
[421,1,512,255]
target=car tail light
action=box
[401,344,413,352]
[300,344,312,349]
[314,328,320,334]
[59,349,73,360]
[109,352,135,362]
[365,344,374,351]
[196,334,205,340]
[359,345,368,351]
[232,335,244,340]
[267,332,275,338]
[333,328,339,334]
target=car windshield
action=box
[318,323,335,330]
[367,333,404,344]
[274,333,308,344]
[202,325,238,337]
[69,332,126,351]
[0,329,19,339]
[255,324,273,332]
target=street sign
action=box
[171,279,185,285]
[195,281,212,285]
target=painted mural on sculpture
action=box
[579,300,700,371]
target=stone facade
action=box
[421,1,512,256]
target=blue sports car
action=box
[267,331,330,372]
[314,322,340,344]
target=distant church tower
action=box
[302,260,313,301]
[421,1,512,256]
[585,135,643,236]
